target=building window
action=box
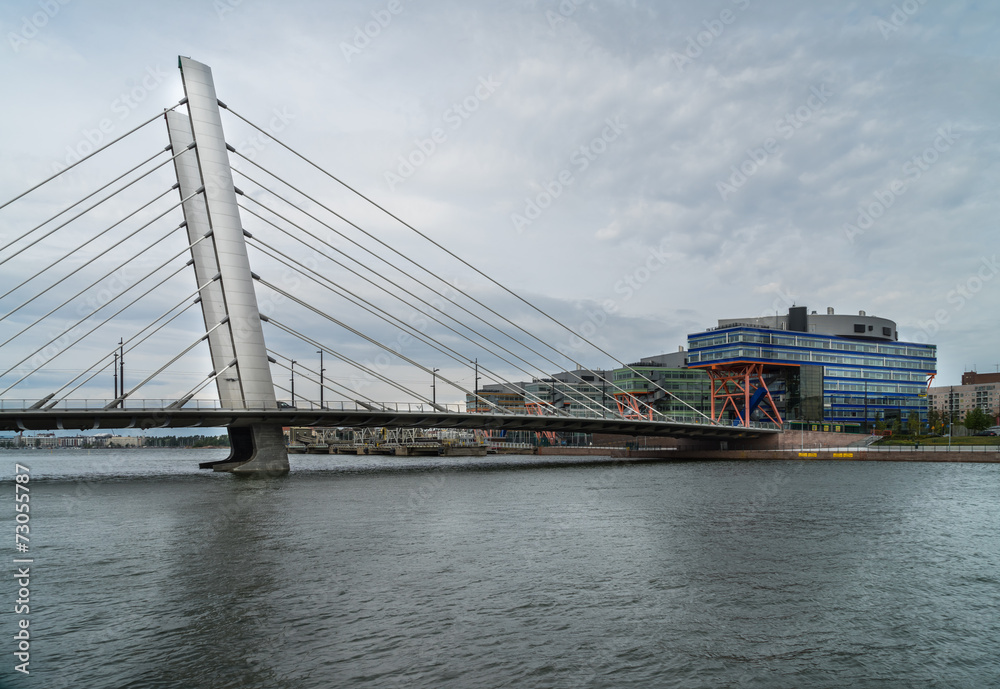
[854,324,865,333]
[882,327,891,336]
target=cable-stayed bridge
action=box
[0,57,777,473]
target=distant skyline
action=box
[1,0,998,406]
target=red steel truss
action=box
[612,392,653,420]
[703,362,783,427]
[525,401,559,443]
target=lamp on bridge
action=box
[290,360,296,405]
[432,368,440,406]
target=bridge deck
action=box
[0,408,778,439]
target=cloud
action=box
[1,0,998,404]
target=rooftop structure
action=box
[960,371,1000,386]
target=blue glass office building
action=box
[686,307,937,430]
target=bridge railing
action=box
[0,398,782,431]
[0,399,471,413]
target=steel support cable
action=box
[167,361,239,410]
[0,153,190,268]
[234,182,595,399]
[0,145,174,255]
[107,317,231,408]
[270,380,301,405]
[268,354,377,407]
[263,317,437,406]
[248,236,571,416]
[258,278,484,408]
[250,240,527,415]
[237,189,653,420]
[45,292,204,407]
[0,239,205,390]
[1,188,199,325]
[268,351,377,405]
[230,143,603,380]
[0,220,188,347]
[0,102,186,213]
[230,163,564,365]
[237,199,545,373]
[223,117,709,422]
[249,236,532,414]
[0,257,194,394]
[241,204,575,411]
[0,187,184,316]
[238,177,674,424]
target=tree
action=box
[927,408,944,435]
[964,407,991,433]
[907,410,921,435]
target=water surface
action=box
[1,450,997,688]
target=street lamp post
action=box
[432,368,440,407]
[290,360,296,405]
[317,350,325,409]
[118,338,125,408]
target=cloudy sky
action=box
[0,0,997,408]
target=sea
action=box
[1,448,998,688]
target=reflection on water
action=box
[2,450,998,688]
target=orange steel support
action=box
[704,362,782,427]
[612,392,653,420]
[525,401,559,443]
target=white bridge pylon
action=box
[168,56,286,474]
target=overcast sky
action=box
[1,0,998,409]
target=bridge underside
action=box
[0,409,777,440]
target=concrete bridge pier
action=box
[199,425,289,474]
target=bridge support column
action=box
[171,57,287,474]
[199,425,289,474]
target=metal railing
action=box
[860,444,1000,453]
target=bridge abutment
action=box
[199,425,289,474]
